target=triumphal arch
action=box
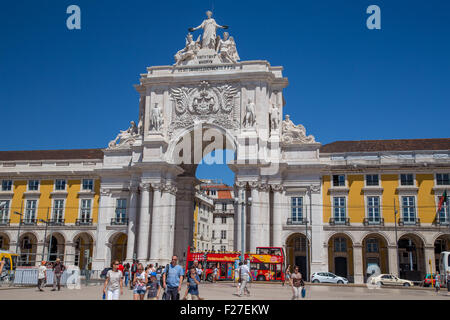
[92,11,322,268]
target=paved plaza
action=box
[1,282,449,300]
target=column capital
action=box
[309,184,321,193]
[151,183,163,191]
[249,181,260,189]
[258,183,271,192]
[100,188,110,196]
[162,183,177,195]
[139,183,151,192]
[271,184,284,192]
[235,181,247,189]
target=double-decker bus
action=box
[185,246,285,282]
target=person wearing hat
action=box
[37,261,47,292]
[146,271,161,300]
[52,258,65,291]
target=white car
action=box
[369,274,414,287]
[311,272,348,284]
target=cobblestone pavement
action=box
[1,281,450,300]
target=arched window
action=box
[334,237,347,252]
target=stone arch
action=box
[107,232,128,264]
[361,233,390,280]
[327,233,354,282]
[285,232,311,280]
[19,232,38,266]
[73,232,94,270]
[326,231,357,246]
[433,233,450,273]
[44,232,66,262]
[397,233,426,282]
[0,232,10,250]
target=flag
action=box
[437,190,448,213]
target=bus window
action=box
[11,255,17,270]
[2,257,11,271]
[260,263,269,270]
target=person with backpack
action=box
[130,260,138,289]
[290,266,305,300]
[51,258,65,291]
[162,255,184,300]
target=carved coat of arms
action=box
[169,81,239,136]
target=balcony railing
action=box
[48,219,65,226]
[0,218,10,226]
[76,218,93,226]
[398,217,420,226]
[286,218,308,225]
[110,218,129,226]
[433,218,450,226]
[363,218,385,226]
[329,217,350,226]
[20,218,37,226]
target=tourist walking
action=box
[51,258,65,291]
[102,260,123,300]
[283,265,291,286]
[37,261,47,292]
[162,255,184,300]
[184,267,203,300]
[213,263,219,282]
[146,272,161,300]
[123,263,130,287]
[435,271,441,293]
[133,263,147,300]
[290,266,305,300]
[238,261,251,297]
[130,259,138,289]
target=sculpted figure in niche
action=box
[243,99,256,128]
[174,33,201,65]
[218,32,240,63]
[150,103,163,132]
[188,10,228,50]
[108,121,139,148]
[270,103,280,131]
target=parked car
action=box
[422,273,438,287]
[369,274,414,287]
[311,272,348,284]
[100,267,112,279]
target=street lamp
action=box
[394,198,400,276]
[13,211,23,254]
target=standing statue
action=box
[270,103,280,131]
[150,103,163,132]
[108,121,139,148]
[243,99,256,128]
[188,10,229,50]
[218,32,240,63]
[174,33,201,65]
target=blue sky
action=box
[1,1,449,186]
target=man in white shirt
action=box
[37,261,47,292]
[238,261,251,297]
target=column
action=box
[271,184,284,248]
[137,183,151,262]
[92,188,111,271]
[166,184,177,264]
[259,183,270,247]
[234,182,247,253]
[388,245,399,277]
[64,242,76,266]
[424,246,436,274]
[249,182,260,251]
[149,183,163,264]
[125,184,139,262]
[353,244,364,284]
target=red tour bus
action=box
[185,246,285,282]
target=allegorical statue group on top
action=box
[174,10,240,65]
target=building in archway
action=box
[0,13,449,283]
